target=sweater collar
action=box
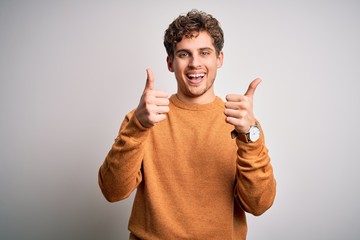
[170,94,224,111]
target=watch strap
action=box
[231,125,260,143]
[230,129,250,143]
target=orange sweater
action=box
[99,95,276,240]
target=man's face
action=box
[167,31,223,104]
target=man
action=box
[98,9,276,240]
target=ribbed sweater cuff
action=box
[122,112,150,142]
[235,121,267,160]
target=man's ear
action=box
[167,56,174,72]
[217,51,224,68]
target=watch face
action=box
[249,126,260,142]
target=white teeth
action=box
[188,73,205,78]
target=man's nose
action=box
[189,54,201,68]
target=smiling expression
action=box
[167,31,224,104]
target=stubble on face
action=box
[167,31,223,104]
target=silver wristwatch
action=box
[231,125,261,143]
[246,125,261,142]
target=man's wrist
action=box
[231,125,261,143]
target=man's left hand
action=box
[224,78,262,134]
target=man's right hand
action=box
[134,69,170,128]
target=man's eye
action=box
[201,51,210,56]
[178,53,189,58]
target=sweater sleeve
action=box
[98,110,149,202]
[234,121,276,216]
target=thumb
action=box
[244,78,262,97]
[144,68,154,91]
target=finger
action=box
[155,105,170,114]
[224,108,243,118]
[225,94,246,103]
[244,78,262,97]
[149,112,167,124]
[154,113,167,123]
[225,101,247,111]
[225,116,244,128]
[153,90,169,99]
[152,96,170,106]
[144,68,154,92]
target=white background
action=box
[1,0,360,239]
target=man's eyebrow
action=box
[175,49,191,54]
[199,47,214,52]
[175,47,214,53]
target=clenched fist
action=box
[134,69,170,128]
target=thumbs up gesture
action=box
[224,78,262,134]
[134,69,170,128]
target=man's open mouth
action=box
[187,73,205,83]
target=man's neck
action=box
[175,91,216,105]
